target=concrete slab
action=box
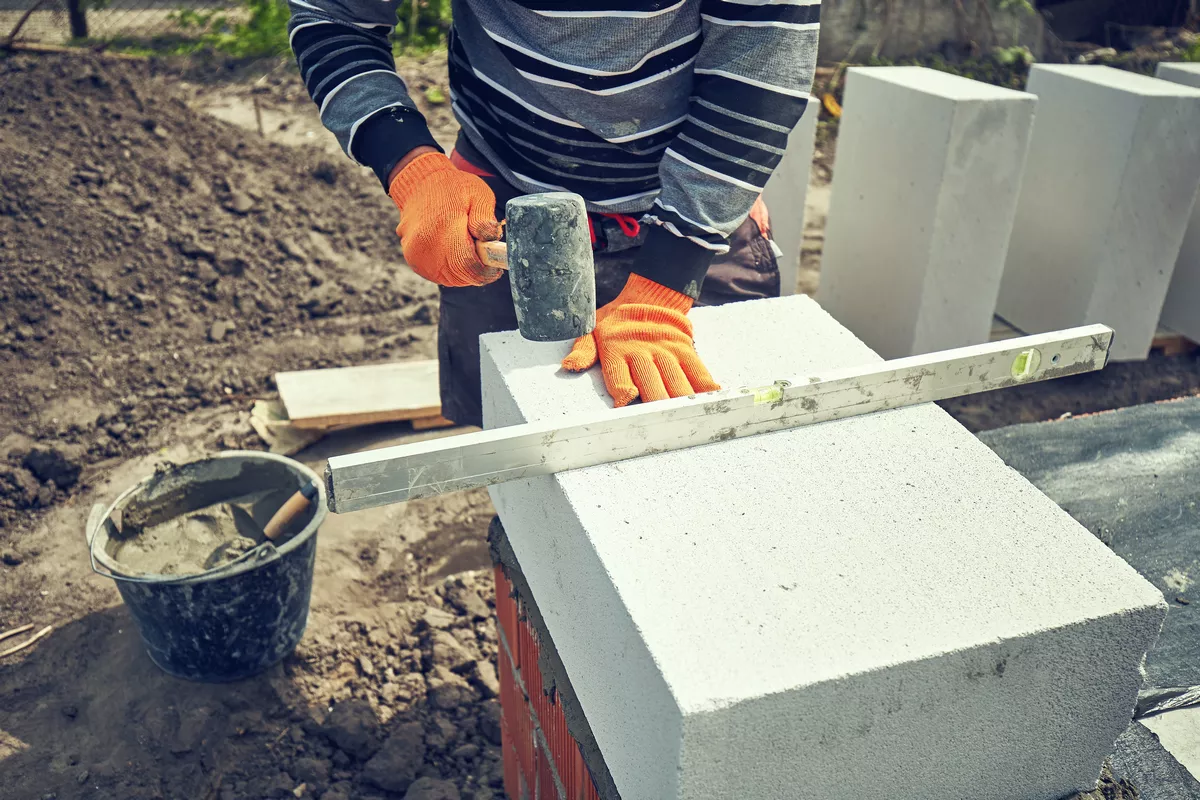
[1142,708,1200,782]
[761,96,819,296]
[996,65,1200,361]
[481,294,1167,800]
[1154,62,1200,346]
[817,67,1036,358]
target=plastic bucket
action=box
[86,451,326,682]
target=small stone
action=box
[290,758,331,785]
[423,607,457,630]
[428,667,475,711]
[358,655,375,676]
[432,631,473,671]
[322,700,380,759]
[177,240,216,261]
[224,190,255,215]
[470,660,500,699]
[404,777,460,800]
[195,262,221,284]
[452,743,480,760]
[361,721,425,793]
[209,320,235,343]
[446,584,491,620]
[277,237,307,261]
[215,253,247,276]
[367,627,389,647]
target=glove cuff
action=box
[616,273,694,314]
[388,152,454,211]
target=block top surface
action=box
[1157,62,1200,88]
[481,296,1164,714]
[1033,63,1200,97]
[847,65,1034,101]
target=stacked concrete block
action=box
[761,95,819,296]
[481,294,1166,800]
[1154,62,1200,344]
[816,67,1036,359]
[997,65,1200,360]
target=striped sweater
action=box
[288,0,820,296]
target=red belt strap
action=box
[450,148,642,245]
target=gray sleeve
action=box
[288,0,439,185]
[648,0,820,254]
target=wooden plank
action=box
[327,325,1114,511]
[1152,326,1200,357]
[276,359,441,431]
[411,415,456,431]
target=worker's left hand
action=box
[561,273,720,407]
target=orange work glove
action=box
[388,152,504,287]
[562,274,720,407]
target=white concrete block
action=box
[1154,62,1200,344]
[816,67,1036,359]
[761,95,819,296]
[481,294,1166,800]
[997,64,1200,360]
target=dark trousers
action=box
[437,138,782,428]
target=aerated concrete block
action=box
[817,67,1036,358]
[761,95,819,296]
[1154,63,1200,345]
[996,64,1200,361]
[481,294,1166,800]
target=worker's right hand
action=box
[388,151,504,288]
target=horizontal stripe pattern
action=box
[701,0,819,25]
[289,0,819,265]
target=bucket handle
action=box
[85,503,283,584]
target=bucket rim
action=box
[88,450,327,586]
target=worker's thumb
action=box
[561,332,599,372]
[466,201,502,243]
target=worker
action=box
[288,0,820,426]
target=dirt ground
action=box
[0,52,503,800]
[0,50,1195,800]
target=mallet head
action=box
[504,192,596,342]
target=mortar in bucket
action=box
[87,451,326,682]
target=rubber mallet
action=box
[474,192,596,342]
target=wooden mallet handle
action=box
[476,240,509,270]
[263,482,320,540]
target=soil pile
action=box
[1,568,510,800]
[0,53,437,531]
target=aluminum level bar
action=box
[326,325,1112,512]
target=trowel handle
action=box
[263,482,320,540]
[476,240,509,270]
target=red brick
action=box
[494,565,601,800]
